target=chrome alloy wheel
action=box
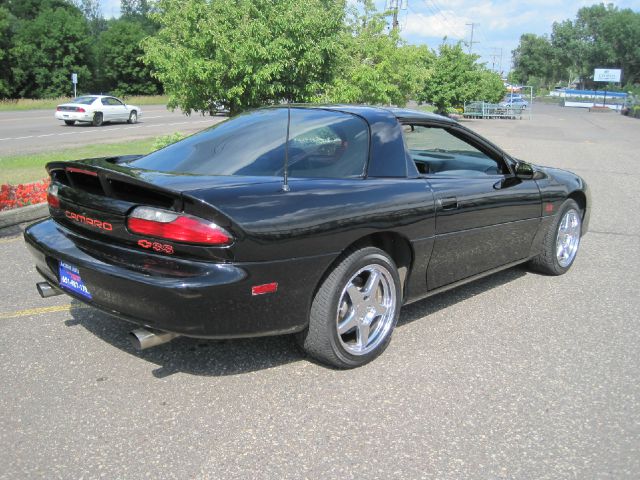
[335,264,397,356]
[556,208,581,268]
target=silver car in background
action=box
[55,95,142,126]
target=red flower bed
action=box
[0,179,50,212]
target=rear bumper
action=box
[24,219,336,338]
[55,111,93,122]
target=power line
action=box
[420,0,462,40]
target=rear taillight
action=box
[76,107,85,113]
[47,184,60,208]
[56,106,61,111]
[127,207,232,246]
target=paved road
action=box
[0,103,638,479]
[0,105,225,156]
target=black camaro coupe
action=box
[25,105,589,368]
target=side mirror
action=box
[514,161,534,179]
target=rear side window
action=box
[287,109,369,178]
[126,108,369,178]
[71,96,96,105]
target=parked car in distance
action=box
[55,95,142,127]
[500,96,529,109]
[27,105,589,369]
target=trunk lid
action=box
[47,156,279,262]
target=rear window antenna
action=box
[282,105,291,192]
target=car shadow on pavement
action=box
[398,266,528,327]
[65,304,304,377]
[65,265,529,377]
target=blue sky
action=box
[99,0,640,74]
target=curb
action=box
[0,203,49,229]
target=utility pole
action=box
[466,22,479,54]
[490,47,503,73]
[389,0,400,31]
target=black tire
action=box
[92,112,103,127]
[64,120,75,126]
[529,199,582,275]
[297,247,401,369]
[128,110,137,124]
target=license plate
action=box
[63,114,69,117]
[59,261,92,299]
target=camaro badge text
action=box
[65,210,113,231]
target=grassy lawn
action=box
[0,138,159,184]
[0,95,169,111]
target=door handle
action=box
[438,197,458,210]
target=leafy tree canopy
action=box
[10,0,92,98]
[0,6,13,97]
[321,0,433,106]
[97,18,161,96]
[418,43,503,113]
[143,0,345,115]
[512,3,640,88]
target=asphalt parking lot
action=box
[0,103,638,479]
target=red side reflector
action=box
[66,167,98,176]
[252,283,278,296]
[544,203,554,213]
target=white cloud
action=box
[403,12,471,40]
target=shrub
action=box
[152,132,185,150]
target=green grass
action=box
[0,138,159,184]
[0,95,169,112]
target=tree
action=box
[142,0,345,115]
[120,0,153,18]
[539,4,640,87]
[0,6,13,98]
[72,0,106,36]
[97,18,160,96]
[320,1,433,106]
[10,1,92,98]
[476,69,506,103]
[418,43,503,113]
[511,33,560,87]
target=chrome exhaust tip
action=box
[36,281,62,298]
[129,328,178,350]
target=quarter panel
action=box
[195,178,437,262]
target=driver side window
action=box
[403,124,506,176]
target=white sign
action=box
[71,73,78,84]
[594,68,621,83]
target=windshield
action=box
[126,108,369,178]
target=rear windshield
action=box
[71,96,97,104]
[126,108,370,178]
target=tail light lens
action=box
[56,106,61,111]
[47,184,60,208]
[127,207,232,246]
[76,107,85,113]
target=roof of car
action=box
[277,104,456,125]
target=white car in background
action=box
[499,96,529,109]
[55,95,142,127]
